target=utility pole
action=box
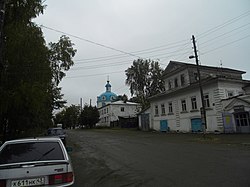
[189,35,207,134]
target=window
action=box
[106,108,109,113]
[235,113,249,127]
[181,99,187,112]
[121,107,125,112]
[204,94,210,108]
[227,91,234,97]
[111,96,116,101]
[238,91,243,96]
[0,142,64,164]
[102,96,106,100]
[161,104,166,115]
[180,74,185,86]
[194,72,198,81]
[154,105,159,116]
[174,78,178,87]
[168,102,173,113]
[168,80,172,89]
[191,96,197,110]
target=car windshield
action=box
[0,142,65,165]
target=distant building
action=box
[97,80,117,108]
[98,100,141,127]
[96,80,141,127]
[141,61,250,133]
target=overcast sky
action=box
[35,0,250,107]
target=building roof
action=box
[97,80,117,103]
[162,61,246,78]
[222,94,250,111]
[149,76,250,101]
[98,100,140,109]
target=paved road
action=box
[67,129,250,187]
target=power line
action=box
[74,39,189,62]
[201,34,250,55]
[71,46,192,70]
[65,70,124,78]
[199,22,250,47]
[41,25,141,59]
[34,10,250,79]
[40,10,250,67]
[198,10,250,39]
[71,60,132,70]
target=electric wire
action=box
[40,25,141,59]
[15,9,249,79]
[66,70,125,78]
[74,39,189,62]
[199,22,250,47]
[201,34,250,55]
[197,10,250,39]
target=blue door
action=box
[191,118,202,132]
[222,112,234,133]
[160,120,168,132]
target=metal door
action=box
[222,112,234,133]
[160,120,168,132]
[141,113,149,131]
[191,118,202,132]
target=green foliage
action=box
[115,94,128,102]
[79,105,100,129]
[0,0,76,140]
[125,59,165,109]
[48,35,76,86]
[54,105,81,129]
[148,61,165,96]
[5,0,45,24]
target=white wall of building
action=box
[98,101,141,126]
[150,75,247,133]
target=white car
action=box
[0,137,74,187]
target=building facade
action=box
[98,101,141,127]
[147,61,250,133]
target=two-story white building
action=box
[96,79,141,127]
[98,100,141,127]
[146,61,250,133]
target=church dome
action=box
[97,80,117,108]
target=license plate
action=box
[11,177,45,187]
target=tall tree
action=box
[54,105,80,129]
[125,59,150,108]
[115,94,128,103]
[125,59,164,109]
[148,61,165,96]
[48,35,76,111]
[1,0,50,138]
[0,0,76,139]
[79,104,100,129]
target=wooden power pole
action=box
[190,35,207,134]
